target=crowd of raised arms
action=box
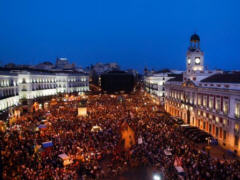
[1,90,240,180]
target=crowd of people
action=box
[1,89,240,180]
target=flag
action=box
[120,121,135,151]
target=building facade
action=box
[144,70,182,102]
[0,68,89,111]
[165,34,240,152]
[90,62,120,86]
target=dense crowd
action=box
[1,90,240,180]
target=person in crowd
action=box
[1,90,240,180]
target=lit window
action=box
[190,96,193,104]
[216,98,221,111]
[209,114,212,119]
[235,102,240,118]
[234,124,239,132]
[203,112,206,117]
[223,100,229,114]
[203,96,207,107]
[209,97,214,109]
[198,95,202,106]
[181,93,184,101]
[223,119,228,126]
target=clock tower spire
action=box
[186,34,204,74]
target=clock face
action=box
[195,57,201,64]
[187,58,191,65]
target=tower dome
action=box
[190,34,200,42]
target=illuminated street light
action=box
[153,174,161,180]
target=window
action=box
[209,124,212,133]
[223,119,228,126]
[235,102,240,118]
[212,115,215,120]
[209,97,214,109]
[203,112,206,117]
[194,95,197,105]
[198,110,201,116]
[220,118,223,123]
[223,100,229,115]
[198,95,202,106]
[235,136,239,146]
[179,92,182,101]
[234,124,239,132]
[216,116,219,123]
[22,78,26,84]
[190,93,194,104]
[216,98,221,111]
[223,130,226,140]
[209,114,212,119]
[216,127,219,137]
[203,96,207,107]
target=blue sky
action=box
[0,0,240,72]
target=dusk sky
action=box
[0,0,240,72]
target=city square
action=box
[1,0,240,179]
[1,86,240,179]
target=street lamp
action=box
[153,174,161,180]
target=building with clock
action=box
[165,34,240,153]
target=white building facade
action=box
[165,34,240,153]
[144,71,181,102]
[0,69,89,111]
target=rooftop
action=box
[0,67,88,75]
[201,72,240,83]
[167,74,183,82]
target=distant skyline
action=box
[0,0,240,72]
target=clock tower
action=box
[186,34,204,74]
